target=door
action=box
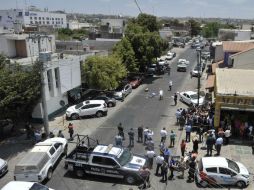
[49,146,58,165]
[205,167,219,185]
[80,105,93,116]
[54,142,63,159]
[218,167,237,185]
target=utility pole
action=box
[197,49,201,106]
[28,33,51,137]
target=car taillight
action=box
[200,171,207,181]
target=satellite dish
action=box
[60,100,65,107]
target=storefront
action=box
[214,69,254,137]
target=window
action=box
[104,158,117,166]
[30,21,33,24]
[49,147,56,155]
[92,156,117,166]
[52,18,54,20]
[54,68,59,88]
[30,17,32,20]
[39,21,41,24]
[39,17,41,20]
[47,21,50,24]
[54,143,61,150]
[46,17,49,20]
[18,12,22,16]
[34,17,37,20]
[52,21,54,24]
[92,156,103,164]
[42,17,45,20]
[219,167,235,176]
[43,21,45,24]
[35,21,38,24]
[206,167,217,173]
[47,70,52,92]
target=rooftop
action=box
[93,144,122,156]
[216,68,254,96]
[222,41,254,52]
[202,157,228,168]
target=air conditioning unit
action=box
[39,51,52,62]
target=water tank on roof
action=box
[39,52,52,62]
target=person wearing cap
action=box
[128,128,135,147]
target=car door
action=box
[49,146,58,165]
[80,105,92,116]
[205,167,220,185]
[54,142,63,159]
[218,167,237,185]
[89,104,101,115]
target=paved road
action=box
[44,46,201,190]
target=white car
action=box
[114,84,132,101]
[179,91,204,106]
[66,100,108,120]
[0,158,8,177]
[190,65,202,77]
[1,181,54,190]
[166,52,174,60]
[196,157,250,188]
[177,59,189,65]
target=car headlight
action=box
[242,174,249,178]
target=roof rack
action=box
[104,144,113,154]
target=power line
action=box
[134,0,143,13]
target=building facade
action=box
[0,8,67,29]
[218,29,251,41]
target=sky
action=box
[0,0,254,19]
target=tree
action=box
[201,22,236,38]
[0,56,41,122]
[136,13,160,32]
[113,37,138,73]
[81,55,127,90]
[188,19,201,36]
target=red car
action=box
[128,76,142,89]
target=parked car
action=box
[92,96,116,107]
[166,52,174,60]
[114,84,132,101]
[80,89,102,101]
[147,64,157,76]
[190,65,202,77]
[1,181,54,190]
[179,91,205,106]
[128,76,142,89]
[0,158,8,177]
[66,100,108,120]
[196,157,250,188]
[14,137,67,182]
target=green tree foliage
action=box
[57,28,88,40]
[113,37,138,73]
[81,55,127,90]
[202,22,236,38]
[188,19,201,36]
[0,56,41,121]
[136,13,160,32]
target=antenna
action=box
[134,0,142,13]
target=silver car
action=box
[114,84,132,101]
[0,158,8,177]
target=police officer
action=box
[137,125,143,143]
[117,123,125,140]
[128,128,135,147]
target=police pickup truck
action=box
[65,135,147,184]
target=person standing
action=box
[146,149,156,169]
[180,139,186,157]
[128,128,135,147]
[178,157,186,179]
[159,89,164,100]
[146,137,155,151]
[155,154,164,176]
[68,123,74,140]
[117,123,125,140]
[170,130,176,147]
[169,80,173,91]
[185,124,192,142]
[137,125,144,143]
[139,166,151,189]
[215,136,223,156]
[192,137,199,153]
[175,109,181,124]
[174,93,178,106]
[188,158,196,182]
[169,157,176,180]
[143,127,149,144]
[179,115,186,130]
[160,161,168,184]
[163,148,171,163]
[160,128,167,144]
[206,133,215,156]
[224,128,231,145]
[115,134,123,146]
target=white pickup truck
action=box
[14,137,67,182]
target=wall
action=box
[214,45,224,62]
[235,31,251,41]
[0,37,16,57]
[15,40,27,57]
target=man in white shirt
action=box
[160,128,167,144]
[175,109,181,124]
[215,136,223,155]
[159,89,163,100]
[146,150,156,169]
[155,154,164,176]
[169,80,173,91]
[224,129,231,145]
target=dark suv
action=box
[92,96,116,107]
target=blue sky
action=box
[0,0,254,19]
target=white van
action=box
[1,181,54,190]
[196,157,250,188]
[14,137,67,182]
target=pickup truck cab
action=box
[65,135,146,184]
[14,137,67,182]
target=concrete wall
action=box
[229,48,254,69]
[235,30,251,41]
[215,45,224,62]
[0,37,16,57]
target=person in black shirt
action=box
[137,125,143,143]
[117,122,125,140]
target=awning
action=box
[205,75,215,89]
[221,106,254,112]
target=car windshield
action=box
[116,149,132,166]
[75,102,84,109]
[190,94,198,99]
[30,183,49,190]
[227,159,240,173]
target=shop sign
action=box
[221,97,254,105]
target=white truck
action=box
[65,135,147,184]
[14,137,67,182]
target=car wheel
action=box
[125,175,136,184]
[47,168,53,180]
[76,169,84,178]
[236,181,246,188]
[108,102,113,107]
[96,111,103,117]
[71,113,79,120]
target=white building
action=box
[218,29,251,41]
[0,8,67,30]
[67,20,93,30]
[101,19,125,34]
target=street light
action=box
[197,49,202,106]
